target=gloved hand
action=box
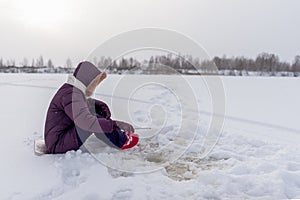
[112,120,119,130]
[87,98,111,119]
[96,104,111,119]
[113,120,134,133]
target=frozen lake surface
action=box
[0,74,300,199]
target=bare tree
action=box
[65,58,72,68]
[292,55,300,73]
[6,59,15,67]
[31,59,35,67]
[47,59,54,68]
[21,57,28,67]
[103,57,113,70]
[36,56,44,67]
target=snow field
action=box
[1,74,300,199]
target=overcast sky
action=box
[0,0,299,66]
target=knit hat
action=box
[73,61,101,87]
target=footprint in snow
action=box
[111,188,133,200]
[82,193,101,200]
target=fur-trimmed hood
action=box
[67,61,102,97]
[73,61,101,87]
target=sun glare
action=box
[15,0,68,30]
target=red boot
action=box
[121,132,139,150]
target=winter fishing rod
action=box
[134,127,151,130]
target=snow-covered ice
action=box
[1,74,300,199]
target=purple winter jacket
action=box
[44,61,114,154]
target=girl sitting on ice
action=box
[44,61,139,154]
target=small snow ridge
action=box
[111,188,133,200]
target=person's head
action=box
[73,61,106,97]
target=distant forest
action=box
[0,53,300,76]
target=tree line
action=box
[213,53,300,75]
[0,53,300,76]
[0,56,72,68]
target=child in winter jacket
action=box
[44,61,139,154]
